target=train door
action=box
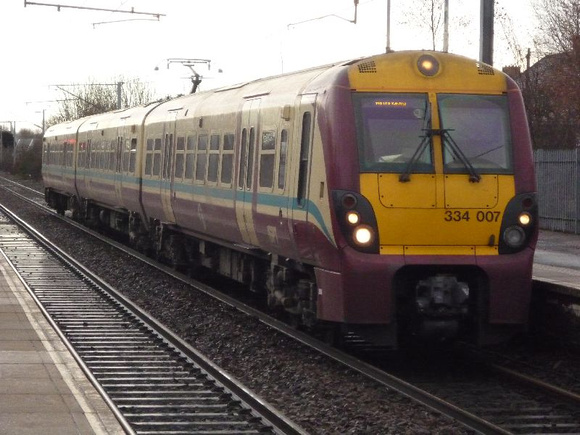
[121,136,137,195]
[85,130,95,194]
[235,99,260,246]
[291,94,317,260]
[160,112,177,222]
[113,132,124,202]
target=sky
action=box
[2,0,537,133]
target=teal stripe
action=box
[43,165,333,240]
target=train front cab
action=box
[43,119,85,214]
[321,52,538,348]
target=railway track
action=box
[2,175,580,434]
[0,204,303,434]
[381,346,580,434]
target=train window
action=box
[438,94,513,173]
[153,154,161,176]
[145,138,154,175]
[90,143,94,169]
[297,113,312,207]
[278,129,288,190]
[62,142,68,167]
[196,134,208,182]
[153,138,162,176]
[102,141,108,170]
[104,141,109,171]
[95,141,102,170]
[353,93,433,173]
[185,135,196,180]
[187,135,196,150]
[65,143,71,167]
[92,141,98,170]
[129,138,137,173]
[42,143,48,165]
[107,140,113,171]
[86,140,92,168]
[210,134,220,150]
[121,139,130,172]
[78,143,85,168]
[207,134,220,183]
[93,142,99,169]
[223,133,234,151]
[108,140,115,172]
[163,134,174,179]
[175,136,185,179]
[246,128,255,190]
[220,133,235,185]
[104,141,109,170]
[259,130,276,189]
[238,129,248,189]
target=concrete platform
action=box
[534,230,580,293]
[0,256,124,434]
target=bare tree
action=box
[519,0,580,149]
[399,0,470,51]
[535,0,580,55]
[48,76,155,125]
[495,3,529,68]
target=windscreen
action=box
[353,93,432,173]
[438,94,513,173]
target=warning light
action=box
[417,54,440,77]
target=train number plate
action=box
[444,210,501,223]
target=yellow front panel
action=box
[362,174,515,250]
[444,174,498,208]
[375,173,437,208]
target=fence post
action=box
[577,148,580,234]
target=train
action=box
[42,51,538,348]
[0,130,15,172]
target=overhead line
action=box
[23,1,165,19]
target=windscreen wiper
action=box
[400,127,482,183]
[399,133,432,182]
[399,102,432,182]
[440,129,481,183]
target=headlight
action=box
[417,54,440,77]
[354,225,374,246]
[333,190,379,254]
[518,212,532,226]
[503,226,526,249]
[498,193,537,254]
[346,211,360,225]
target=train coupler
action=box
[413,275,470,340]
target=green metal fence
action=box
[534,148,580,234]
